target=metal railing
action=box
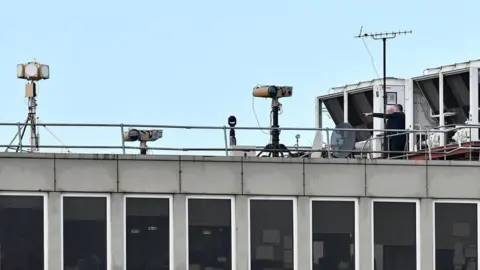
[0,122,480,160]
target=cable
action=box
[252,96,270,135]
[361,38,380,79]
[37,119,72,153]
[42,125,72,153]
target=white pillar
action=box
[315,97,323,129]
[48,192,62,270]
[439,72,446,146]
[469,67,479,141]
[343,91,349,123]
[110,194,125,270]
[405,79,415,153]
[297,197,311,270]
[235,196,249,270]
[372,83,384,158]
[420,199,435,270]
[358,198,373,270]
[173,194,187,270]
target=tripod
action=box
[257,98,290,157]
[5,82,39,153]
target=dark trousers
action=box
[383,133,407,158]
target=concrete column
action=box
[173,194,187,270]
[48,192,62,270]
[420,198,434,270]
[297,197,311,270]
[358,197,373,270]
[235,195,249,270]
[110,193,124,270]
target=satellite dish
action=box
[330,122,356,158]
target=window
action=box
[373,201,418,270]
[434,202,477,270]
[311,200,356,270]
[125,196,171,270]
[62,195,109,270]
[187,197,234,270]
[0,194,46,270]
[249,198,296,270]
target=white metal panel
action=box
[371,83,383,158]
[344,91,349,124]
[469,67,479,141]
[439,72,445,146]
[405,79,415,152]
[311,131,323,158]
[325,77,404,96]
[315,97,323,128]
[424,59,480,75]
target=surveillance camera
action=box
[125,129,140,141]
[252,85,293,99]
[123,129,163,142]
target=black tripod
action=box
[257,98,290,157]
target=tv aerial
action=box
[329,122,356,158]
[253,85,293,157]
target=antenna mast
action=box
[28,80,39,151]
[355,27,412,158]
[9,59,50,152]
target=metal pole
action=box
[28,81,39,152]
[17,122,23,152]
[120,124,126,154]
[355,28,412,159]
[271,98,280,157]
[223,126,229,156]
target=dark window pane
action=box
[126,197,170,270]
[312,201,355,270]
[63,196,107,270]
[188,198,232,270]
[435,203,477,270]
[374,202,417,270]
[250,199,294,270]
[0,195,45,270]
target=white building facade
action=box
[0,153,479,270]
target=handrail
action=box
[0,122,479,159]
[4,121,480,132]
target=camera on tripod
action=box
[122,129,163,155]
[123,129,163,142]
[252,85,293,99]
[252,85,293,158]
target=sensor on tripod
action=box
[123,129,163,155]
[253,85,293,158]
[253,85,293,99]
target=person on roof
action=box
[364,104,406,158]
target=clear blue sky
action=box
[1,0,479,155]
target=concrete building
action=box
[0,152,479,270]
